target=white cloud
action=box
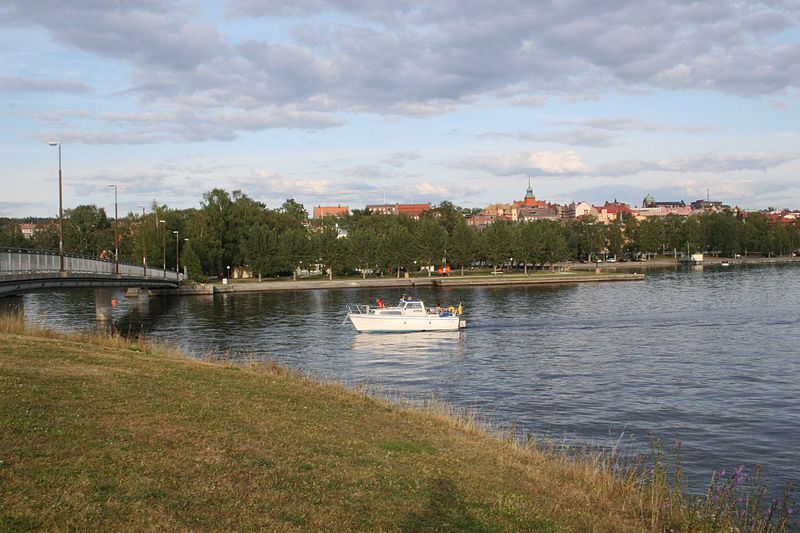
[2,0,799,147]
[457,150,588,176]
[594,152,800,176]
[0,76,90,93]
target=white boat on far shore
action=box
[347,297,465,332]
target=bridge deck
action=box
[1,249,181,296]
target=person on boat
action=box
[376,298,384,308]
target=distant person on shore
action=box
[376,298,384,308]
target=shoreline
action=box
[157,271,645,296]
[569,254,800,271]
[0,319,759,530]
[155,255,800,296]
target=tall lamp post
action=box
[183,238,189,279]
[173,230,180,278]
[138,204,147,277]
[158,219,167,278]
[108,184,119,275]
[48,141,65,272]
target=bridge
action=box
[1,248,181,298]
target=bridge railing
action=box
[0,248,181,281]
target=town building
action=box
[691,199,730,212]
[564,201,596,220]
[642,194,686,209]
[17,223,39,239]
[634,195,692,219]
[366,203,431,219]
[594,202,635,224]
[518,206,559,221]
[511,180,548,214]
[313,205,349,218]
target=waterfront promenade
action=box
[151,255,800,296]
[164,271,645,296]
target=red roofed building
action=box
[313,205,349,218]
[511,179,547,214]
[594,202,634,224]
[17,223,40,239]
[763,210,798,224]
[366,203,431,219]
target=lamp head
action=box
[48,141,60,146]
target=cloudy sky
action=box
[2,0,799,217]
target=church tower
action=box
[523,177,537,206]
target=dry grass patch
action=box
[2,318,793,531]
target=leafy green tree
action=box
[635,217,666,257]
[277,228,311,279]
[181,240,203,280]
[347,227,380,278]
[540,221,569,268]
[383,222,415,278]
[662,214,686,253]
[413,217,447,276]
[566,216,603,261]
[448,222,478,275]
[708,211,740,256]
[0,219,28,248]
[312,222,346,279]
[480,220,513,272]
[199,188,233,276]
[430,201,465,237]
[605,220,624,258]
[513,222,541,274]
[63,205,111,257]
[243,223,278,280]
[277,199,308,231]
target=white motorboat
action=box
[347,297,466,332]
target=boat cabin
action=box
[400,298,426,315]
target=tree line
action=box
[2,188,798,280]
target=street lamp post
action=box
[138,205,147,277]
[173,230,180,277]
[158,219,166,278]
[183,238,189,279]
[48,141,65,272]
[227,265,231,281]
[108,184,119,275]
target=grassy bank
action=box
[0,317,793,531]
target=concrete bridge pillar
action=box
[134,289,150,316]
[94,288,113,322]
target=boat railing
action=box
[346,304,372,315]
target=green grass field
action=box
[2,317,788,531]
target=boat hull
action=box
[348,313,465,332]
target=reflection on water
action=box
[350,330,465,355]
[8,263,800,492]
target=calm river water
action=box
[12,263,800,492]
